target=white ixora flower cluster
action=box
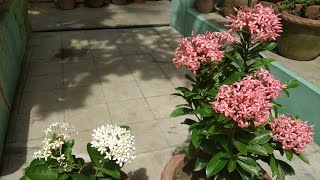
[91,125,136,167]
[33,122,77,168]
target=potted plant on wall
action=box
[277,0,320,60]
[161,4,315,180]
[85,0,105,8]
[20,123,135,180]
[56,0,76,10]
[195,0,215,13]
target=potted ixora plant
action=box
[277,0,320,60]
[20,123,135,180]
[161,4,315,180]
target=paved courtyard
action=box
[0,25,319,180]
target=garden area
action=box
[0,0,319,180]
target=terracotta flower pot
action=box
[134,0,146,3]
[111,0,128,5]
[215,0,250,16]
[195,0,215,13]
[85,0,105,8]
[161,154,272,180]
[277,11,320,60]
[58,0,76,10]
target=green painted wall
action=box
[0,0,30,158]
[170,0,320,144]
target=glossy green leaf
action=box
[298,153,310,165]
[237,156,257,166]
[71,174,96,180]
[185,74,196,82]
[25,164,58,180]
[181,118,197,125]
[236,167,252,180]
[170,108,192,117]
[262,143,274,153]
[194,157,209,171]
[222,72,245,85]
[270,155,278,177]
[192,108,216,117]
[276,163,285,180]
[228,160,236,173]
[247,144,268,156]
[233,140,247,155]
[285,80,300,89]
[29,158,46,168]
[192,130,204,148]
[185,143,195,159]
[251,58,276,68]
[237,161,259,176]
[250,130,271,144]
[263,42,277,51]
[99,167,120,179]
[285,150,293,161]
[278,160,295,176]
[87,143,104,167]
[206,152,229,178]
[120,125,130,130]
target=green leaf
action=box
[298,153,310,165]
[56,174,70,180]
[192,130,204,148]
[80,163,95,176]
[181,118,197,125]
[194,157,209,171]
[262,143,275,153]
[99,167,121,179]
[71,174,96,180]
[270,155,278,177]
[282,89,290,97]
[87,143,104,167]
[278,160,295,176]
[237,161,259,176]
[206,152,229,178]
[276,162,285,180]
[19,176,31,180]
[175,87,190,92]
[251,58,275,68]
[185,143,195,159]
[25,164,58,180]
[250,130,271,145]
[185,91,198,97]
[228,160,236,173]
[217,114,226,122]
[185,74,196,82]
[120,125,130,130]
[170,108,192,117]
[237,156,257,166]
[199,140,216,155]
[247,144,268,156]
[285,80,299,89]
[222,72,245,85]
[285,150,293,161]
[236,167,252,180]
[192,108,216,117]
[263,42,277,51]
[233,140,247,155]
[29,158,46,168]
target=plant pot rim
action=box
[281,10,320,28]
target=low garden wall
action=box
[170,0,320,144]
[0,0,30,158]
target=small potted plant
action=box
[277,0,320,60]
[20,123,135,180]
[195,0,215,13]
[56,0,76,10]
[84,0,105,8]
[161,4,315,180]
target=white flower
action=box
[91,125,136,167]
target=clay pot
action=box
[195,0,215,13]
[216,0,250,16]
[111,0,128,5]
[134,0,146,2]
[161,154,272,180]
[85,0,105,8]
[58,0,76,10]
[277,11,320,60]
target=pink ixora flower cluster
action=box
[269,115,314,154]
[226,4,282,44]
[173,32,235,74]
[211,69,286,128]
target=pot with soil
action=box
[85,0,105,8]
[195,0,215,13]
[111,0,128,5]
[57,0,76,10]
[277,11,320,60]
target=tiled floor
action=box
[1,26,320,180]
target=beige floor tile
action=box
[98,64,135,86]
[65,104,112,132]
[24,74,63,92]
[157,117,190,146]
[63,85,105,108]
[137,78,175,97]
[168,75,193,89]
[71,130,92,157]
[118,45,149,56]
[19,90,65,114]
[159,63,191,77]
[91,46,121,57]
[63,59,95,74]
[124,147,174,180]
[128,121,168,154]
[146,95,185,119]
[31,39,61,60]
[152,50,174,62]
[63,72,101,88]
[108,99,154,125]
[29,61,62,76]
[102,82,143,103]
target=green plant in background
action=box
[20,123,135,180]
[170,3,314,180]
[280,0,320,17]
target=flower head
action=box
[269,115,314,154]
[91,125,136,167]
[226,4,282,44]
[211,69,286,128]
[173,32,235,74]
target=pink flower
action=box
[211,69,286,128]
[173,32,235,74]
[269,115,314,154]
[226,4,282,44]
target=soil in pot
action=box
[111,0,128,5]
[195,0,215,13]
[175,160,210,180]
[58,0,76,10]
[85,0,105,8]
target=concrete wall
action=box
[170,0,320,144]
[0,0,30,158]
